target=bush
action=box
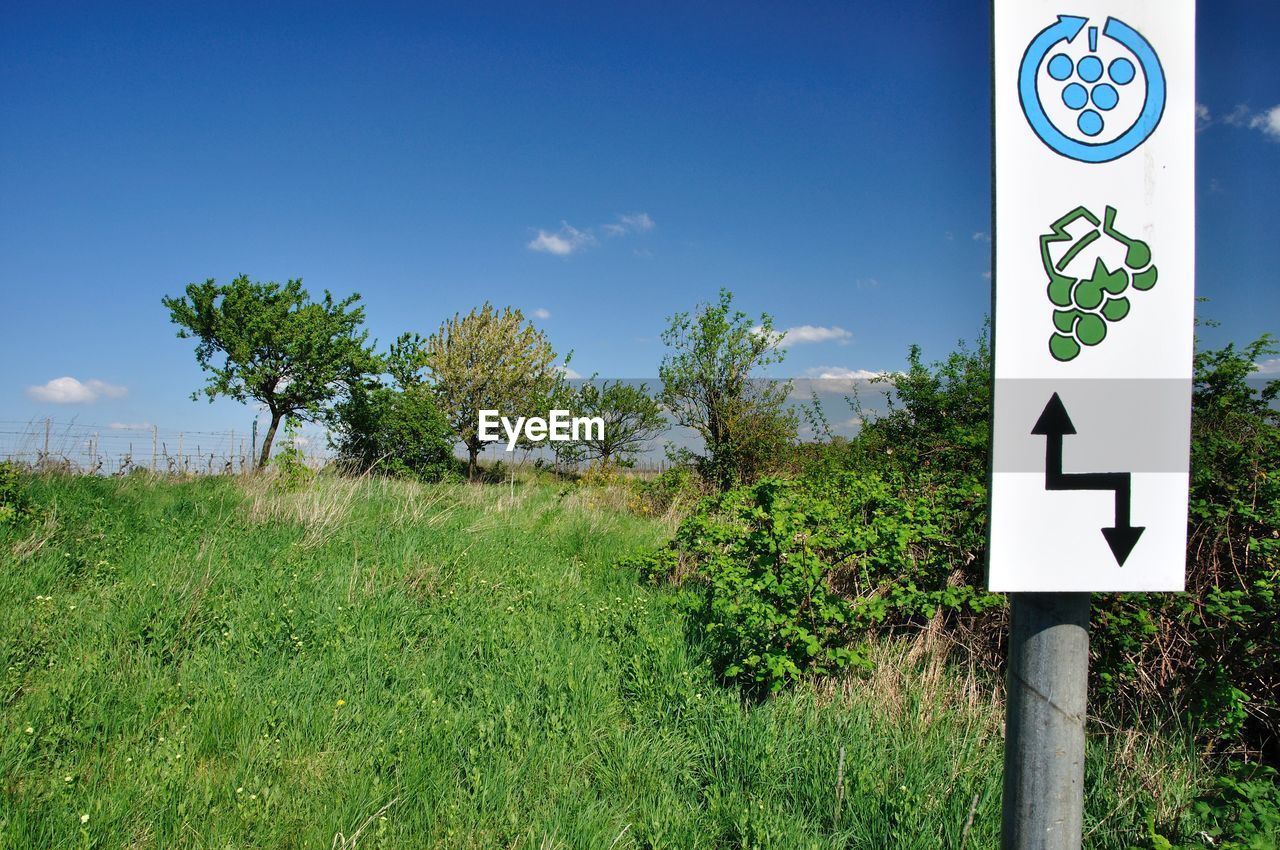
[636,326,1280,759]
[815,330,1279,753]
[630,472,1005,694]
[630,479,869,693]
[1189,762,1280,848]
[1092,335,1280,751]
[628,466,703,517]
[331,383,458,481]
[1147,761,1280,849]
[270,419,316,490]
[0,460,31,525]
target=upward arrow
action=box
[1032,393,1145,565]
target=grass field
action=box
[1,473,1208,848]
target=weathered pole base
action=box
[1001,592,1091,850]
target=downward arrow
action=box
[1032,393,1145,565]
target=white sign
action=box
[988,1,1195,592]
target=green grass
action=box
[1,473,1207,848]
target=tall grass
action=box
[1,473,1208,848]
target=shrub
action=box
[270,419,316,490]
[628,466,703,517]
[1147,761,1280,849]
[644,479,870,693]
[637,326,1279,758]
[1091,335,1280,750]
[633,471,1007,691]
[817,329,1279,752]
[331,383,458,481]
[0,460,31,525]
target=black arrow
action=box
[1031,393,1144,565]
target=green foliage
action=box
[640,320,1279,763]
[0,461,31,525]
[803,332,999,644]
[162,275,379,466]
[630,479,870,693]
[330,383,458,481]
[385,331,428,389]
[1189,762,1280,849]
[269,420,315,489]
[806,326,1279,752]
[659,288,797,491]
[1145,762,1280,849]
[851,325,992,494]
[632,470,1003,693]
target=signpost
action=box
[989,2,1195,846]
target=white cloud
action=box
[972,231,991,242]
[1249,105,1280,140]
[1254,358,1280,375]
[527,223,595,256]
[1209,103,1280,140]
[529,212,654,255]
[752,324,852,346]
[108,422,151,431]
[1221,104,1253,127]
[26,377,127,404]
[779,325,853,345]
[603,212,655,236]
[856,277,880,289]
[531,307,551,319]
[750,325,785,346]
[805,367,887,380]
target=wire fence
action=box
[0,419,674,477]
[0,419,330,476]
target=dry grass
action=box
[10,505,58,561]
[818,633,1001,728]
[562,480,684,535]
[817,631,1206,838]
[238,470,363,546]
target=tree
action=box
[413,304,561,479]
[385,332,427,389]
[162,276,378,468]
[851,323,992,479]
[573,379,666,467]
[659,288,796,490]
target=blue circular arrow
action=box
[1019,16,1165,163]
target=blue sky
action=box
[2,1,1277,440]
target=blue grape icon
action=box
[1019,16,1165,163]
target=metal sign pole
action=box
[1001,593,1090,850]
[990,1,1193,846]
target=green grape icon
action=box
[1041,205,1158,362]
